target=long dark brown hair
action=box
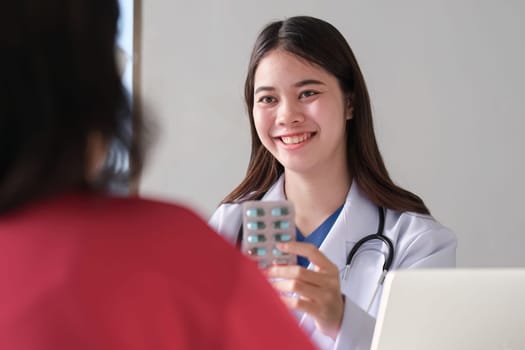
[222,16,429,215]
[0,0,144,213]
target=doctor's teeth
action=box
[281,134,310,145]
[281,136,298,144]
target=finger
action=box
[271,278,341,309]
[265,265,332,287]
[277,242,337,272]
[271,278,323,299]
[280,294,320,316]
[281,294,344,340]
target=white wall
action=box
[139,0,525,267]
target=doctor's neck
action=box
[284,167,351,231]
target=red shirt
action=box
[0,193,315,350]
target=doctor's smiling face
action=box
[253,49,352,175]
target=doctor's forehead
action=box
[253,49,335,90]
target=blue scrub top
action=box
[296,204,344,268]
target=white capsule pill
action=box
[272,220,290,229]
[274,233,292,242]
[246,208,265,217]
[248,247,267,256]
[272,258,291,266]
[247,234,266,243]
[273,247,288,256]
[246,221,266,230]
[271,207,290,216]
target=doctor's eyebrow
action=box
[254,79,326,95]
[293,79,325,88]
[254,86,275,95]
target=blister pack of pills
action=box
[241,200,297,269]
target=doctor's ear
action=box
[345,94,354,120]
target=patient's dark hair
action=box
[0,0,142,213]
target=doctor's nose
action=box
[276,100,304,125]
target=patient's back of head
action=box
[0,0,128,212]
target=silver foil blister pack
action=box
[241,200,297,269]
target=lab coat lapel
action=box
[316,181,379,271]
[298,181,379,335]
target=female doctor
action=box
[209,16,457,350]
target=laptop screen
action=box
[371,268,525,350]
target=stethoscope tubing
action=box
[346,206,394,272]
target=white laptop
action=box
[371,268,525,350]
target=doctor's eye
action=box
[299,90,319,99]
[257,96,277,104]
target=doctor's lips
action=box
[274,132,315,145]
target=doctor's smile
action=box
[277,132,316,147]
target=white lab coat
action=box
[209,176,457,350]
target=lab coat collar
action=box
[262,176,286,201]
[262,175,379,271]
[319,181,379,270]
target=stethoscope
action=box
[342,205,394,281]
[343,206,395,315]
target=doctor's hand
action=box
[265,241,344,340]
